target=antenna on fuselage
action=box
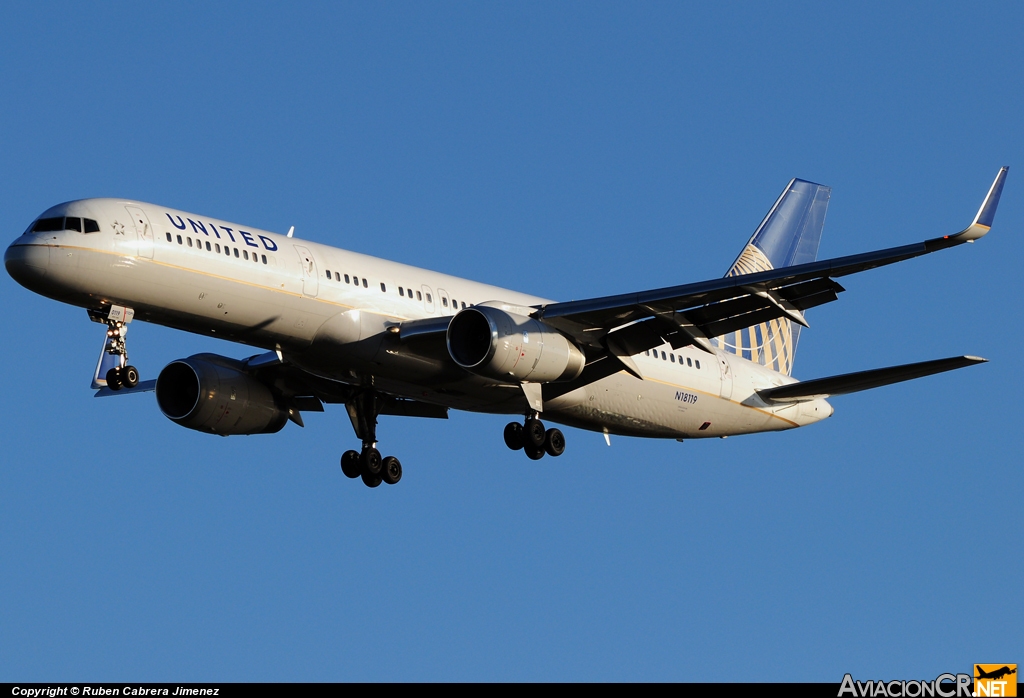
[286,226,295,238]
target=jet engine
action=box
[155,354,288,435]
[446,305,585,383]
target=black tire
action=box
[523,418,546,449]
[361,470,382,488]
[544,428,566,457]
[525,444,546,460]
[361,447,383,475]
[503,422,524,450]
[381,456,402,485]
[340,450,361,478]
[122,365,140,388]
[106,367,122,391]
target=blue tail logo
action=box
[713,178,831,375]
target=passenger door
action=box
[125,206,154,259]
[438,288,451,316]
[421,284,435,313]
[294,245,319,298]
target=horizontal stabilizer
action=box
[758,355,986,403]
[94,379,156,397]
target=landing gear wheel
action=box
[361,447,382,476]
[503,422,524,450]
[523,418,546,449]
[381,456,402,485]
[340,450,361,478]
[361,470,382,488]
[122,365,140,388]
[106,367,122,391]
[525,444,546,460]
[544,428,565,457]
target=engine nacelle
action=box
[447,305,585,383]
[155,354,288,435]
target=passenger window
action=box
[407,288,413,298]
[215,244,221,253]
[344,274,350,283]
[661,351,666,360]
[426,293,432,303]
[177,235,183,244]
[442,297,448,307]
[245,250,250,260]
[326,270,332,279]
[462,302,467,309]
[262,255,268,264]
[31,217,64,233]
[187,238,193,247]
[233,248,239,258]
[451,298,457,307]
[695,360,701,369]
[166,233,172,242]
[84,218,100,233]
[205,241,211,251]
[670,354,675,363]
[334,272,340,281]
[416,291,422,301]
[353,276,359,285]
[399,287,404,297]
[380,283,386,292]
[253,254,258,263]
[687,357,692,367]
[362,278,368,288]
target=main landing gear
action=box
[503,415,565,460]
[339,390,402,488]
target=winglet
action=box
[952,167,1008,242]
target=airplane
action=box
[4,167,1007,488]
[976,666,1016,681]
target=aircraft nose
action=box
[5,237,50,288]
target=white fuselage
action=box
[5,198,833,439]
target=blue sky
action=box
[1,1,1021,681]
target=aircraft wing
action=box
[757,355,987,403]
[533,168,1007,362]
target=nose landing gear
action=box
[91,305,141,391]
[503,415,565,459]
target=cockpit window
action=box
[32,217,64,232]
[30,216,101,233]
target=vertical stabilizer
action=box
[713,178,831,375]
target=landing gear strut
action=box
[92,306,140,391]
[504,414,565,460]
[339,389,403,488]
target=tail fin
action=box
[713,178,831,375]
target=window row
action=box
[32,216,101,233]
[167,232,271,265]
[325,269,368,288]
[645,349,701,370]
[322,268,468,309]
